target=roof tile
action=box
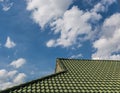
[1,59,120,93]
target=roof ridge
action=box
[57,58,120,62]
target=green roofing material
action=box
[1,58,120,93]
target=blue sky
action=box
[0,0,120,90]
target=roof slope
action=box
[1,58,120,93]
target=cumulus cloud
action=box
[46,0,117,48]
[10,58,26,68]
[0,70,17,83]
[26,0,73,28]
[0,69,26,90]
[5,37,16,48]
[48,6,101,47]
[0,58,27,90]
[92,13,120,60]
[26,0,116,48]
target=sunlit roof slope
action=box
[1,58,120,93]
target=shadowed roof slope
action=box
[1,58,120,93]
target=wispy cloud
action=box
[10,58,26,68]
[2,2,13,11]
[0,0,13,11]
[70,54,83,59]
[46,39,56,47]
[5,36,16,48]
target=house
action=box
[1,58,120,93]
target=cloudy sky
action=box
[0,0,120,90]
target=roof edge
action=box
[0,71,67,93]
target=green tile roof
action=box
[1,58,120,93]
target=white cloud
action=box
[46,39,56,47]
[92,3,105,12]
[2,2,13,11]
[0,0,14,11]
[0,70,17,83]
[13,73,26,84]
[102,0,116,5]
[92,0,116,12]
[46,0,117,48]
[48,6,101,47]
[7,70,18,78]
[92,13,120,60]
[0,69,8,83]
[0,82,13,90]
[26,0,73,28]
[82,0,93,5]
[70,54,83,59]
[0,58,27,90]
[10,58,26,68]
[0,69,26,90]
[26,0,116,48]
[5,37,16,48]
